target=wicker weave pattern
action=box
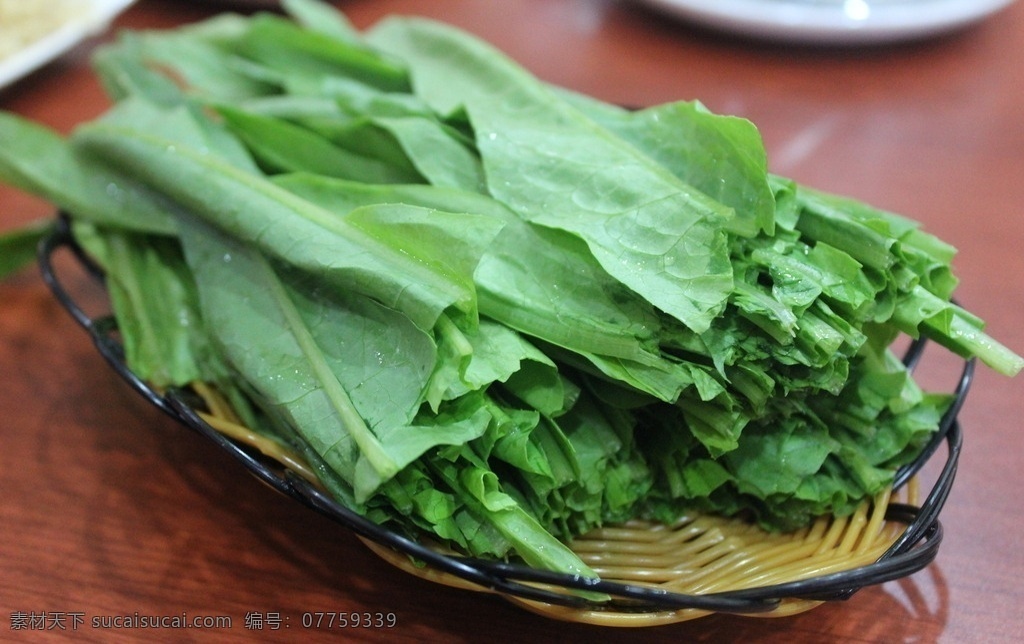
[359,482,913,626]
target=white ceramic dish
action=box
[0,0,137,90]
[633,0,1018,45]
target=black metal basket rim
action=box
[35,215,975,615]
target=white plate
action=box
[0,0,137,90]
[633,0,1018,45]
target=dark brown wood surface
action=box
[2,1,1022,641]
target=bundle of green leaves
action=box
[1,0,1020,579]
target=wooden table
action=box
[2,1,1022,641]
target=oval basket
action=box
[38,216,974,626]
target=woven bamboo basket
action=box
[38,217,972,626]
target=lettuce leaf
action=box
[1,4,1020,579]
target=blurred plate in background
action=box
[633,0,1018,45]
[0,0,137,90]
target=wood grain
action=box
[2,1,1022,641]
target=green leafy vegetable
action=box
[0,218,52,278]
[0,2,1020,583]
[367,17,736,334]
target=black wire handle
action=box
[36,216,973,614]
